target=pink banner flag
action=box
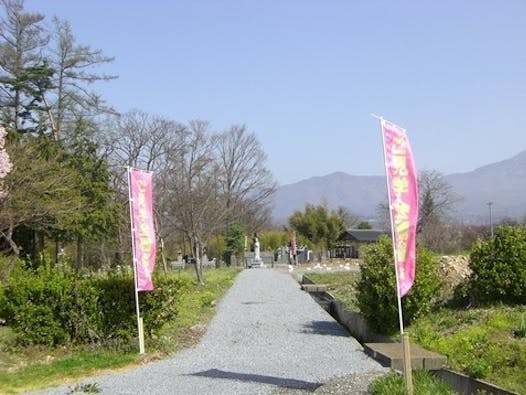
[289,230,297,257]
[129,169,157,291]
[381,120,419,297]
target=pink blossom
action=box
[0,127,12,196]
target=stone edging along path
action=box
[300,272,520,395]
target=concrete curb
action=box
[300,273,520,395]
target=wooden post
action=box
[138,317,145,354]
[402,332,414,395]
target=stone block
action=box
[364,342,447,371]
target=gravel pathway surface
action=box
[31,269,387,395]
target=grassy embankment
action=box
[0,267,241,394]
[306,271,526,395]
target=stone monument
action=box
[252,233,264,268]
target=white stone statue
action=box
[253,234,260,261]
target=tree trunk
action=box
[37,232,45,257]
[99,241,110,269]
[0,225,21,280]
[76,236,84,271]
[159,237,168,275]
[115,227,124,267]
[55,239,60,264]
[192,238,204,285]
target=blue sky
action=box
[22,0,526,185]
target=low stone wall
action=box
[433,369,520,395]
[300,273,519,395]
[330,299,391,344]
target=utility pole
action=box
[487,202,494,238]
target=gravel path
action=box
[31,269,387,395]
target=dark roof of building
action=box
[339,229,386,242]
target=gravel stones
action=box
[30,269,387,395]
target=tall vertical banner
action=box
[381,119,419,297]
[289,230,297,260]
[129,169,157,292]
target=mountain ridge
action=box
[272,150,526,223]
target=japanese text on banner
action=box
[382,120,419,297]
[130,170,157,291]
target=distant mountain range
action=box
[272,150,526,224]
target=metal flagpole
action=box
[373,114,413,395]
[128,167,145,354]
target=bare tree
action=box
[101,110,185,186]
[376,169,461,252]
[47,17,117,141]
[101,114,278,282]
[335,206,361,229]
[213,124,277,233]
[167,121,226,284]
[417,170,461,234]
[100,110,185,268]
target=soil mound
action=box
[437,255,471,287]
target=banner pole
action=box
[377,116,413,394]
[128,166,145,354]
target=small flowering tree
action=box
[0,127,13,197]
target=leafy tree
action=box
[289,203,344,253]
[47,17,117,141]
[0,0,49,133]
[61,118,120,269]
[0,3,116,138]
[223,224,245,265]
[357,221,372,229]
[0,136,85,263]
[259,230,288,252]
[206,234,225,264]
[469,225,526,304]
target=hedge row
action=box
[0,261,190,346]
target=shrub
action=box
[1,260,101,346]
[2,260,190,347]
[84,271,189,342]
[357,236,442,335]
[469,225,526,304]
[140,273,189,335]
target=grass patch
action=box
[0,267,241,394]
[408,305,526,394]
[305,271,361,312]
[0,351,136,394]
[307,271,526,394]
[370,370,454,395]
[149,267,240,353]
